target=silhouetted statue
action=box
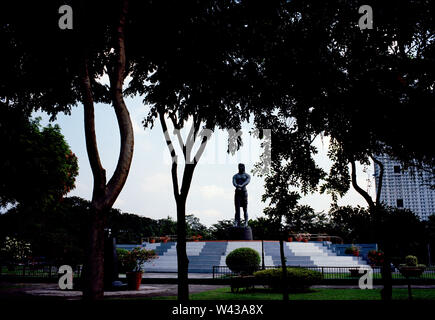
[232,163,251,227]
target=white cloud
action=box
[198,185,232,200]
[141,172,172,193]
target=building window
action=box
[394,165,401,173]
[397,199,404,207]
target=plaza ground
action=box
[1,280,435,301]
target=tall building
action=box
[374,154,435,220]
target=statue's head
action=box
[238,163,245,173]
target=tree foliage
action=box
[0,105,78,208]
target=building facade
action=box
[374,154,435,220]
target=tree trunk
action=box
[79,0,133,301]
[159,112,208,301]
[381,254,393,301]
[83,207,106,300]
[176,196,189,301]
[279,238,289,301]
[350,159,392,300]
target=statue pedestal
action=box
[229,226,253,240]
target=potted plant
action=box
[345,245,360,257]
[398,255,426,278]
[367,250,384,267]
[119,247,158,290]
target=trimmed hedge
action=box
[405,255,418,266]
[254,267,322,291]
[226,247,260,274]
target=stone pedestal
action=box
[229,226,253,240]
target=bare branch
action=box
[371,155,384,206]
[194,129,213,164]
[351,160,375,210]
[159,110,180,196]
[169,112,186,157]
[80,60,107,204]
[105,0,134,209]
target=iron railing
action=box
[212,265,435,280]
[0,264,82,280]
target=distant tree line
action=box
[1,197,434,265]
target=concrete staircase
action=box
[264,241,315,266]
[118,241,368,273]
[285,242,365,267]
[141,241,228,273]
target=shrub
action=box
[0,236,32,264]
[367,250,384,266]
[116,248,129,273]
[254,267,322,291]
[400,255,425,269]
[226,248,260,274]
[344,245,359,256]
[117,247,158,273]
[405,255,418,266]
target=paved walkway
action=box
[0,282,226,300]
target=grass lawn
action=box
[150,287,435,301]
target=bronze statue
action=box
[232,163,250,227]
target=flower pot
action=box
[126,271,143,290]
[150,239,155,243]
[303,239,308,243]
[287,237,293,242]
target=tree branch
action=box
[350,160,375,210]
[80,59,106,205]
[106,0,134,209]
[159,110,180,197]
[194,129,212,164]
[185,121,197,163]
[371,155,384,206]
[169,112,186,158]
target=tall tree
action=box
[249,0,435,301]
[1,1,135,299]
[129,0,261,300]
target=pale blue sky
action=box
[34,94,375,227]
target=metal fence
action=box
[0,264,83,280]
[212,265,435,280]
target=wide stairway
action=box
[118,241,367,273]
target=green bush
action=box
[254,267,322,291]
[226,248,260,274]
[116,248,129,273]
[400,255,425,269]
[117,247,157,273]
[405,255,418,266]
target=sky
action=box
[34,94,376,227]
